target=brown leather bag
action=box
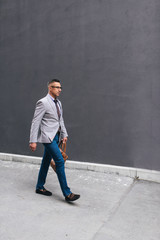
[59,141,68,161]
[50,141,68,172]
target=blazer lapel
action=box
[46,94,59,120]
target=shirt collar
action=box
[48,93,57,102]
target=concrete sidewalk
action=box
[0,159,160,240]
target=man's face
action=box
[49,82,62,98]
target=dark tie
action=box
[54,99,60,119]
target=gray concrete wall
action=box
[0,0,160,170]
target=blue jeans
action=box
[36,133,71,197]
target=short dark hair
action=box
[48,79,60,86]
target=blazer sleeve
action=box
[59,102,68,139]
[29,100,46,143]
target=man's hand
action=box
[62,137,68,144]
[29,143,37,152]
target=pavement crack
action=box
[91,178,138,240]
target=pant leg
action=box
[44,134,71,197]
[36,147,52,190]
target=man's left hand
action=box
[62,137,68,143]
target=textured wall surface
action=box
[0,0,160,170]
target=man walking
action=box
[29,79,80,202]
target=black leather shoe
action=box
[36,188,52,196]
[65,193,80,202]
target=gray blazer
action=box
[29,94,68,143]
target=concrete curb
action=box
[0,152,160,183]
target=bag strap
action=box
[58,141,67,153]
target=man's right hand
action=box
[29,143,37,152]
